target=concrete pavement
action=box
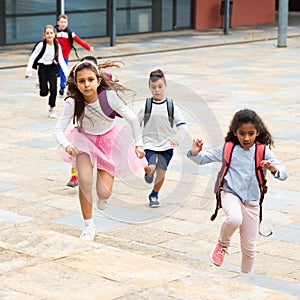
[0,21,300,299]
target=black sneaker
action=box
[144,172,154,184]
[149,194,160,208]
[59,88,64,96]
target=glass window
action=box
[6,15,56,44]
[116,8,151,34]
[6,0,56,14]
[162,0,173,30]
[67,12,107,38]
[65,0,106,11]
[3,0,192,45]
[116,0,151,8]
[176,0,191,28]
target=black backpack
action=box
[55,25,79,59]
[31,40,58,70]
[144,97,174,127]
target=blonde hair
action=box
[43,24,57,35]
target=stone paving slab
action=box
[0,21,300,299]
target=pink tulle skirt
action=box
[57,125,147,179]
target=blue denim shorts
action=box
[145,149,174,170]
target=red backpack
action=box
[212,141,271,236]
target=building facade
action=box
[0,0,297,46]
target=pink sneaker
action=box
[211,243,228,266]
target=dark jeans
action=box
[38,63,58,108]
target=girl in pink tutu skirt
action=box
[54,59,147,241]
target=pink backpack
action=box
[212,141,270,236]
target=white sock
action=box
[84,218,94,227]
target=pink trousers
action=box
[219,192,259,273]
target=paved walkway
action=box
[0,21,300,299]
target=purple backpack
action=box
[98,89,122,119]
[78,89,122,130]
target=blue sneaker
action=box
[144,172,154,184]
[149,194,160,208]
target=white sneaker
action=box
[96,199,107,210]
[48,110,57,119]
[80,224,96,241]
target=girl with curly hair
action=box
[187,108,288,273]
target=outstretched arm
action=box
[190,139,203,155]
[260,160,278,174]
[187,141,222,165]
[73,34,93,51]
[263,148,289,180]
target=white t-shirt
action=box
[137,98,187,151]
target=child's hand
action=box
[260,160,277,174]
[66,145,80,156]
[190,139,203,155]
[170,139,178,147]
[25,75,30,79]
[135,146,145,159]
[90,46,95,52]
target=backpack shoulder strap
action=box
[144,97,153,127]
[166,98,174,127]
[254,142,272,236]
[66,27,72,37]
[98,90,122,119]
[211,141,235,221]
[215,141,235,192]
[32,40,47,70]
[66,27,80,59]
[66,27,74,46]
[255,142,267,193]
[53,40,58,60]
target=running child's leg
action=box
[240,203,259,273]
[76,153,96,240]
[211,192,243,267]
[95,169,114,210]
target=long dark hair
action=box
[66,58,130,126]
[225,109,274,148]
[43,25,58,59]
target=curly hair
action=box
[66,58,130,126]
[225,109,274,148]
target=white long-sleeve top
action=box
[54,90,143,149]
[136,98,187,151]
[25,41,68,77]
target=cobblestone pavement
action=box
[0,21,300,299]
